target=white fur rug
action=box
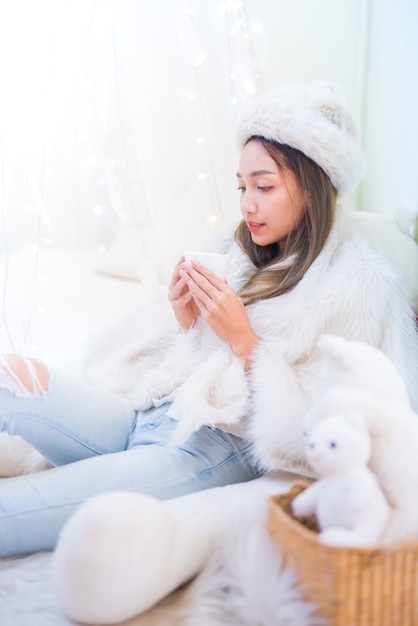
[0,519,322,626]
[0,550,189,625]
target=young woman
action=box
[0,82,416,557]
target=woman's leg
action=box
[0,355,136,465]
[0,406,261,557]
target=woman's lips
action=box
[247,222,263,233]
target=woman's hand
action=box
[179,260,259,369]
[168,257,200,330]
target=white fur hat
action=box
[235,82,367,196]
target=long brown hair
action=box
[235,137,337,305]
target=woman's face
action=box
[236,140,306,249]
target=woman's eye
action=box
[237,185,272,192]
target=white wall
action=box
[360,0,418,218]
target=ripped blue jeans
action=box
[0,356,261,557]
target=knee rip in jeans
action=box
[0,355,50,398]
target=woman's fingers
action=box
[179,266,235,322]
[179,261,226,299]
[168,256,186,290]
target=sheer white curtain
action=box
[0,0,268,266]
[0,0,268,353]
[106,0,268,277]
[0,0,113,251]
[0,0,371,256]
[0,0,114,353]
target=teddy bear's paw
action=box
[320,525,383,548]
[320,527,359,547]
[291,492,315,518]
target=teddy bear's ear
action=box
[316,334,410,407]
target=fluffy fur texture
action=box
[83,213,418,478]
[305,335,418,545]
[167,345,249,444]
[0,433,50,477]
[182,521,322,626]
[234,82,367,195]
[292,413,391,547]
[54,492,180,623]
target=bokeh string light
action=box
[177,0,221,233]
[220,0,264,106]
[177,0,265,230]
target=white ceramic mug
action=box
[184,251,239,280]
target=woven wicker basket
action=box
[267,483,418,626]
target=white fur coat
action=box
[84,214,418,477]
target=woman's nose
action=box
[240,193,257,215]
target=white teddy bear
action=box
[306,334,418,545]
[292,412,391,547]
